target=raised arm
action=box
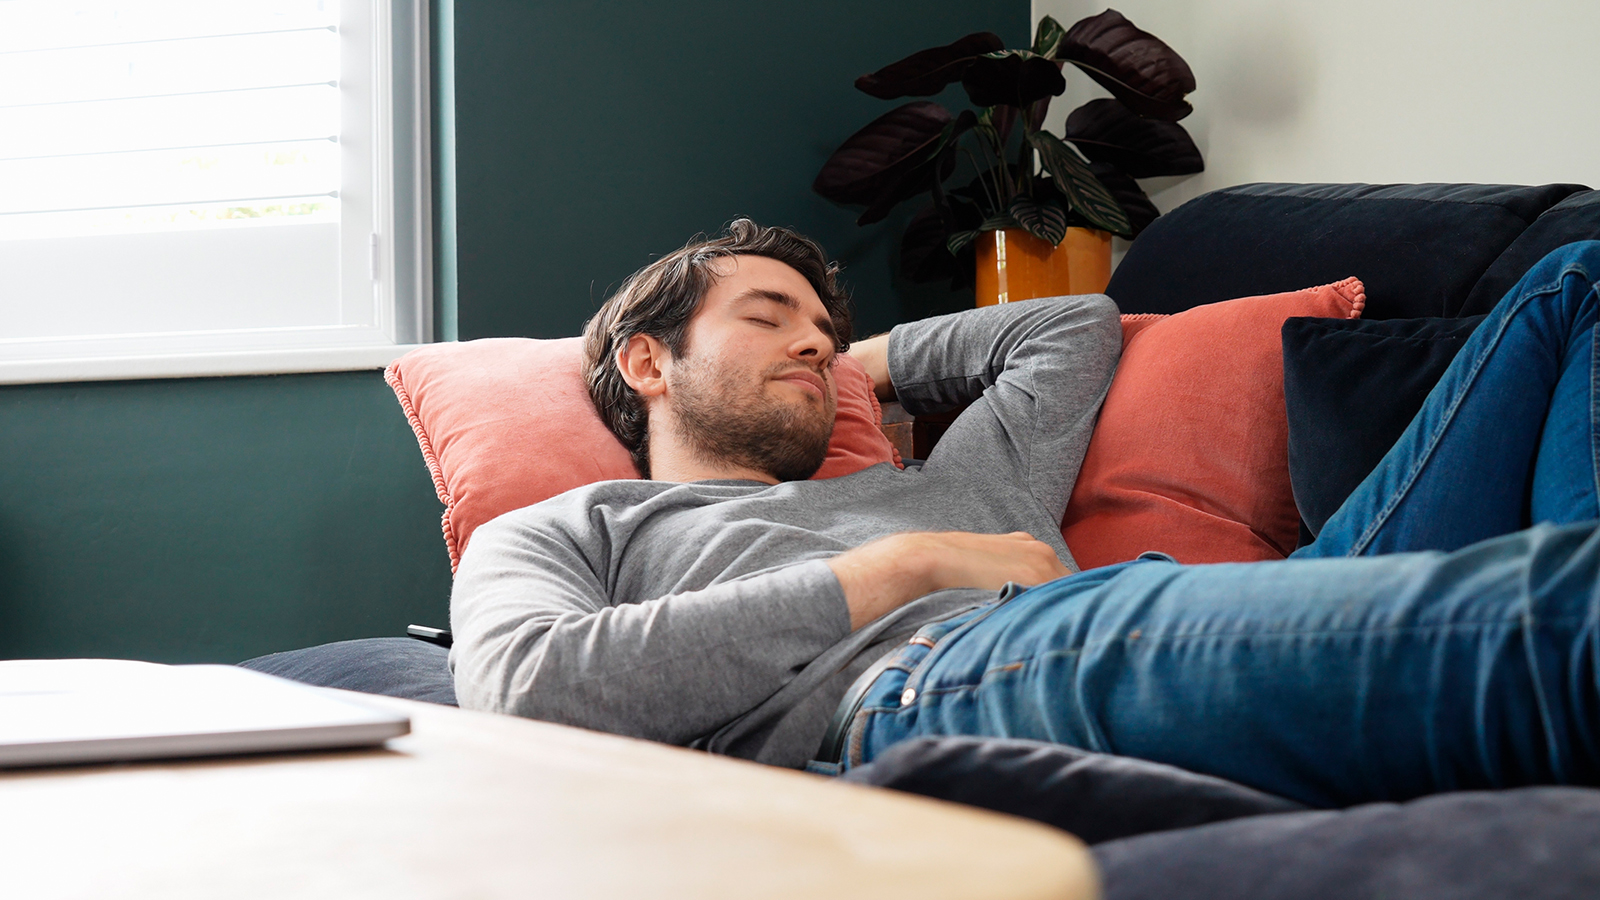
[888,294,1122,523]
[846,332,895,401]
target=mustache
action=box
[764,361,830,379]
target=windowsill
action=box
[0,344,428,386]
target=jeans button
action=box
[900,687,917,706]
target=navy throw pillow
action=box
[1282,315,1486,538]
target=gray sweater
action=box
[450,294,1122,767]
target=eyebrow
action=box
[733,288,841,349]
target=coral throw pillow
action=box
[1061,278,1366,568]
[387,338,899,570]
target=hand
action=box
[846,333,895,401]
[827,531,1070,629]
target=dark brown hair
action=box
[582,219,853,477]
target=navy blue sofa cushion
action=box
[849,736,1600,900]
[1462,190,1600,315]
[239,637,457,706]
[1093,787,1600,900]
[1107,183,1584,319]
[842,737,1303,845]
[1283,315,1486,537]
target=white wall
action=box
[1034,0,1600,216]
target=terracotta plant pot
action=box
[974,227,1113,307]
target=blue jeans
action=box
[844,242,1600,808]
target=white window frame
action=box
[0,0,433,385]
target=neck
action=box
[645,429,777,485]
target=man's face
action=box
[665,255,840,482]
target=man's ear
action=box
[617,334,670,398]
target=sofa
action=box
[248,181,1600,899]
[844,182,1600,900]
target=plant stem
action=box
[988,123,1016,203]
[962,147,1000,213]
[1020,132,1034,198]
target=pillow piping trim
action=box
[1120,277,1366,322]
[1326,276,1368,318]
[384,361,464,572]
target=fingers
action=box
[916,530,1069,592]
[829,529,1071,631]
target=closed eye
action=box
[746,317,778,328]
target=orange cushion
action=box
[1061,278,1366,568]
[386,338,900,571]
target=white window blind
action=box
[0,0,431,383]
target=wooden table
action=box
[0,695,1098,899]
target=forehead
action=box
[699,255,825,313]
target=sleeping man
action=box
[449,219,1600,807]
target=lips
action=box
[773,368,827,399]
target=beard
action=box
[668,353,836,482]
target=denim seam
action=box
[1591,300,1600,511]
[1345,267,1584,555]
[900,601,1010,696]
[904,615,1591,697]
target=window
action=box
[0,0,431,383]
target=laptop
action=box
[0,658,411,768]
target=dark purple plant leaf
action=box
[946,229,980,256]
[1063,98,1203,178]
[1025,92,1055,132]
[855,110,975,225]
[1024,16,1071,130]
[855,160,941,226]
[855,32,1005,99]
[901,204,958,283]
[1032,15,1069,57]
[1054,9,1196,121]
[978,211,1020,232]
[1032,178,1095,231]
[1008,194,1068,245]
[1026,130,1132,236]
[961,51,1066,109]
[987,105,1018,146]
[949,211,1020,255]
[934,198,984,288]
[813,102,953,206]
[1088,162,1160,237]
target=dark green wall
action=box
[453,0,1027,340]
[0,373,452,663]
[1,0,1026,664]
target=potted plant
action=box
[813,10,1202,306]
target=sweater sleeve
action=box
[448,506,853,744]
[887,293,1122,529]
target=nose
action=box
[790,319,835,366]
